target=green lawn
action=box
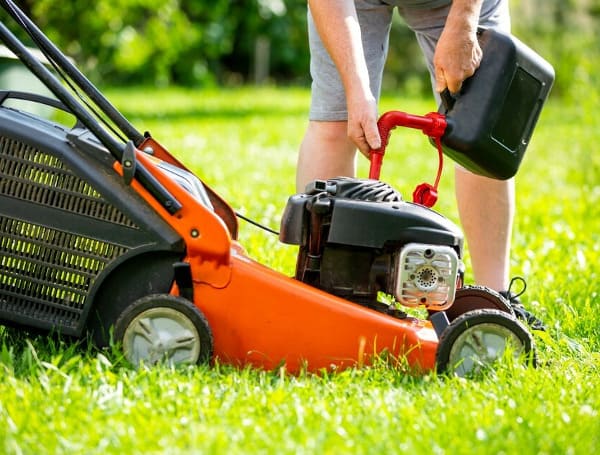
[1,86,598,454]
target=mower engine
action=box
[280,178,464,312]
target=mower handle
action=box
[0,90,69,113]
[368,111,447,180]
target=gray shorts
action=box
[308,0,511,121]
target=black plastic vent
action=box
[0,216,129,330]
[328,177,402,202]
[0,135,137,228]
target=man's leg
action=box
[456,169,546,328]
[296,121,356,192]
[455,167,514,291]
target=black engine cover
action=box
[280,178,463,250]
[280,177,463,309]
[279,178,463,305]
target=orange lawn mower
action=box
[0,1,554,376]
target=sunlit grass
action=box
[1,86,599,454]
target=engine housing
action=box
[279,178,464,311]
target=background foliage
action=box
[7,0,311,87]
[2,0,598,97]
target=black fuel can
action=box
[439,28,555,180]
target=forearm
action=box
[307,1,382,153]
[445,0,483,35]
[308,0,372,99]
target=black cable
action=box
[235,211,280,236]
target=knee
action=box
[307,120,350,145]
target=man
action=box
[296,0,543,328]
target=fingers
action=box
[436,67,462,95]
[348,119,380,156]
[435,66,450,94]
[347,96,381,155]
[363,120,381,151]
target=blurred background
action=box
[1,0,598,101]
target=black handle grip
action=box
[0,90,70,112]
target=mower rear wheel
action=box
[437,285,514,323]
[114,294,213,367]
[436,309,535,377]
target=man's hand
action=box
[433,0,483,94]
[347,93,380,156]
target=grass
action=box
[1,86,599,454]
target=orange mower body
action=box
[124,138,439,374]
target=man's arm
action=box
[434,0,484,93]
[308,0,381,153]
[308,0,485,152]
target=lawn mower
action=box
[0,1,553,376]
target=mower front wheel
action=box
[114,294,213,367]
[436,309,535,377]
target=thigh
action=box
[308,0,395,121]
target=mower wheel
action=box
[440,286,514,323]
[114,294,213,367]
[436,309,535,377]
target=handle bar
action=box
[368,111,447,180]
